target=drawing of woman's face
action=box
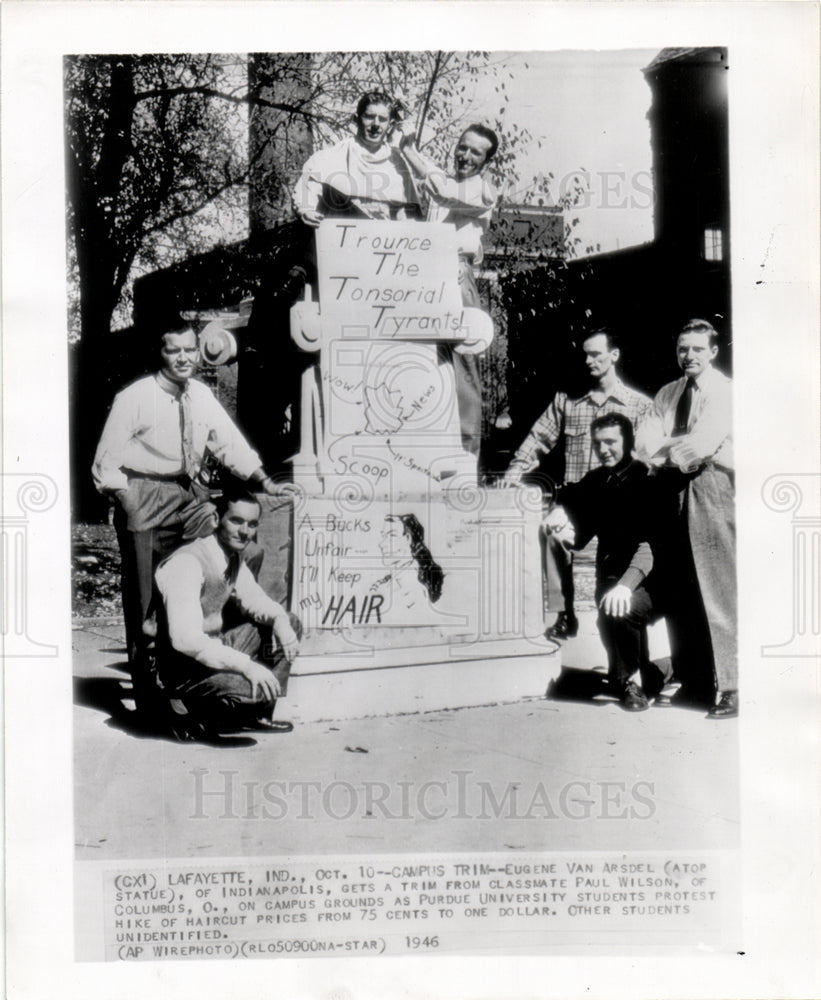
[379,519,414,568]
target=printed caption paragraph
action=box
[98,851,731,960]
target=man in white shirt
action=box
[636,319,737,719]
[92,324,281,687]
[398,123,499,302]
[155,491,300,739]
[398,123,500,455]
[293,91,420,226]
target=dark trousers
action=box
[542,530,575,616]
[596,583,669,696]
[657,523,716,701]
[160,613,301,733]
[113,479,201,663]
[114,478,263,716]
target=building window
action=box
[704,227,723,261]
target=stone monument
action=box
[274,219,558,720]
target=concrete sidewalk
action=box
[73,612,738,862]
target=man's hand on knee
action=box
[600,584,632,618]
[240,661,281,702]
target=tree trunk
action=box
[248,53,314,234]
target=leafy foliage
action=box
[65,50,580,342]
[306,51,528,186]
[72,524,122,618]
[65,54,251,339]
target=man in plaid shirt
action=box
[503,330,653,639]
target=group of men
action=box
[91,91,506,744]
[93,326,301,740]
[504,319,737,719]
[90,85,736,739]
[92,315,737,744]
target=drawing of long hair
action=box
[385,513,445,603]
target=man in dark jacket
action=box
[544,412,668,711]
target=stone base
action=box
[282,641,561,723]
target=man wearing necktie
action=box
[92,324,281,711]
[636,319,737,718]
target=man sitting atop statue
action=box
[247,91,423,467]
[293,90,422,226]
[154,489,301,741]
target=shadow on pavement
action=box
[547,662,712,714]
[74,675,131,717]
[546,665,613,705]
[73,676,258,748]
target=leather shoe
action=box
[707,691,738,719]
[654,683,680,708]
[621,683,649,712]
[546,612,579,641]
[246,718,294,734]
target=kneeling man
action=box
[155,490,301,738]
[544,413,668,711]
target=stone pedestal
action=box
[292,487,549,664]
[258,220,559,717]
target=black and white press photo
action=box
[67,43,741,957]
[2,4,819,999]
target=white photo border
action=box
[3,2,819,998]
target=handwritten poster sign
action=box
[292,492,546,662]
[316,220,465,339]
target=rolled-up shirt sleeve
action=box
[293,146,330,215]
[293,168,321,215]
[155,555,253,672]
